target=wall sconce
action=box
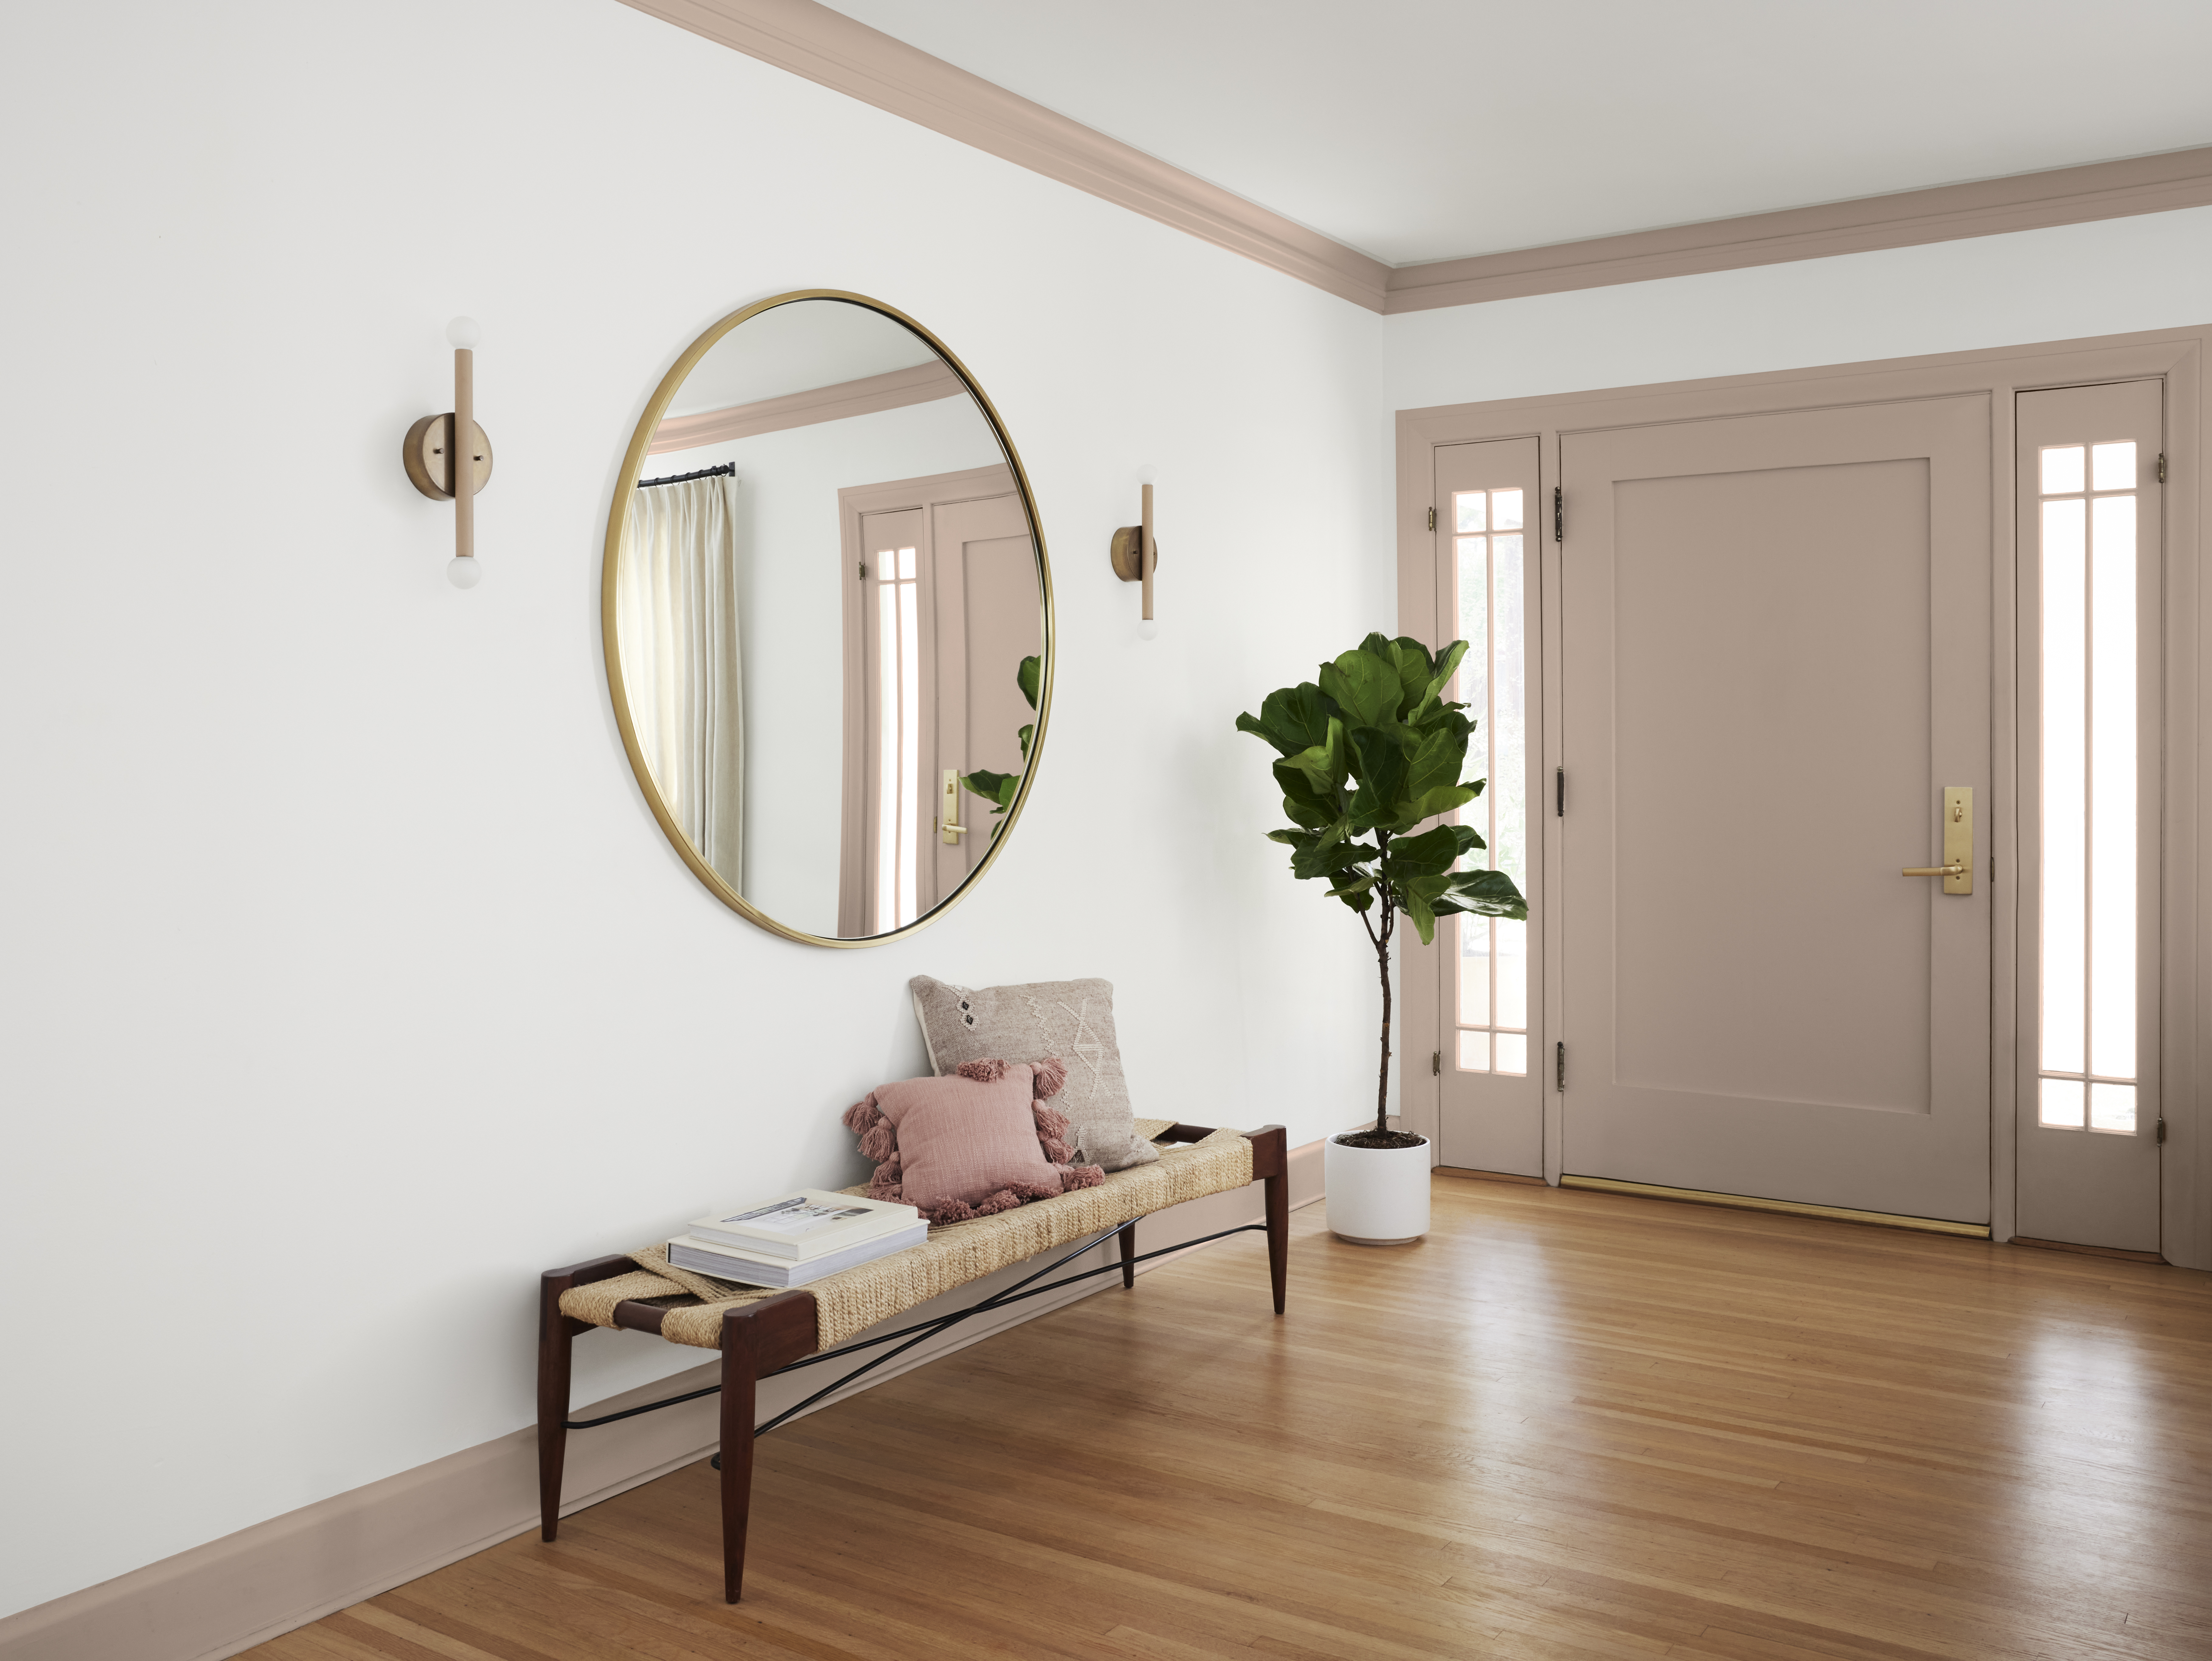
[1108,465,1160,638]
[403,317,494,588]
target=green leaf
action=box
[1017,655,1041,711]
[1404,724,1469,806]
[1424,640,1469,707]
[1318,650,1400,728]
[1017,723,1034,762]
[1272,759,1338,830]
[1285,717,1348,799]
[1378,822,1472,879]
[1345,726,1410,831]
[1235,682,1336,758]
[1427,867,1529,921]
[960,768,1021,818]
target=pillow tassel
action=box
[841,1096,885,1136]
[1060,1163,1104,1192]
[955,1058,1008,1083]
[1030,1057,1068,1099]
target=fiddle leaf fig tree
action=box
[1238,633,1527,1144]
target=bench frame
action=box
[537,1122,1289,1601]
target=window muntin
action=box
[2037,444,2138,1133]
[1451,488,1528,1075]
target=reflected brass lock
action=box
[1902,787,1973,895]
[941,770,966,844]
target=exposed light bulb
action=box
[448,556,482,589]
[446,316,482,349]
[1136,617,1160,641]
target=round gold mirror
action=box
[604,292,1052,944]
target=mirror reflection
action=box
[609,295,1047,941]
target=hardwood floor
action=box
[254,1177,2212,1661]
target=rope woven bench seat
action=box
[538,1119,1289,1604]
[559,1121,1250,1352]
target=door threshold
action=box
[1434,1166,1547,1186]
[1559,1174,1991,1238]
[2010,1235,2166,1265]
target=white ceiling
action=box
[824,0,2212,267]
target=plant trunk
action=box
[1374,832,1394,1138]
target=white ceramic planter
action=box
[1324,1134,1432,1245]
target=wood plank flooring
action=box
[253,1177,2212,1661]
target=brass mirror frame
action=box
[602,290,1054,947]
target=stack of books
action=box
[668,1191,925,1289]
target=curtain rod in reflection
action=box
[637,462,736,489]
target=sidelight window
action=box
[1452,488,1528,1075]
[2037,443,2137,1133]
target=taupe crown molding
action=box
[623,0,2212,315]
[649,359,961,453]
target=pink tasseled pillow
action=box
[842,1058,1105,1225]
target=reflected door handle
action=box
[1903,786,1973,894]
[941,769,966,844]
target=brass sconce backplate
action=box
[403,414,495,501]
[1108,524,1160,581]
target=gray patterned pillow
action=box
[909,976,1159,1172]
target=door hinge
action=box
[1553,485,1563,543]
[1555,1041,1566,1091]
[2156,1117,2167,1144]
[857,561,866,580]
[1556,766,1565,817]
[1428,506,1437,531]
[2157,453,2167,483]
[1431,1050,1442,1076]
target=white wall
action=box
[0,0,1393,1619]
[1373,205,2212,410]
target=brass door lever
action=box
[1902,864,1970,879]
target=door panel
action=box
[2014,379,2163,1252]
[1561,395,1993,1223]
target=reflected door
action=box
[839,466,1030,937]
[1559,396,1994,1222]
[927,492,1039,900]
[2014,381,2163,1252]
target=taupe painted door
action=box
[926,491,1038,900]
[2014,380,2164,1252]
[1560,395,1994,1223]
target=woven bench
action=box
[538,1120,1289,1601]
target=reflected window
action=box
[874,544,921,934]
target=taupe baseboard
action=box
[0,1138,1323,1661]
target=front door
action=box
[1559,395,1995,1224]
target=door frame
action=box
[1396,324,2207,1269]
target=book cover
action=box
[686,1190,919,1260]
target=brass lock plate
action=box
[1941,786,1972,896]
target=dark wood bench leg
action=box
[537,1272,576,1542]
[1119,1221,1137,1288]
[1250,1125,1290,1315]
[716,1292,821,1604]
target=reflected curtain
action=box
[615,474,744,888]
